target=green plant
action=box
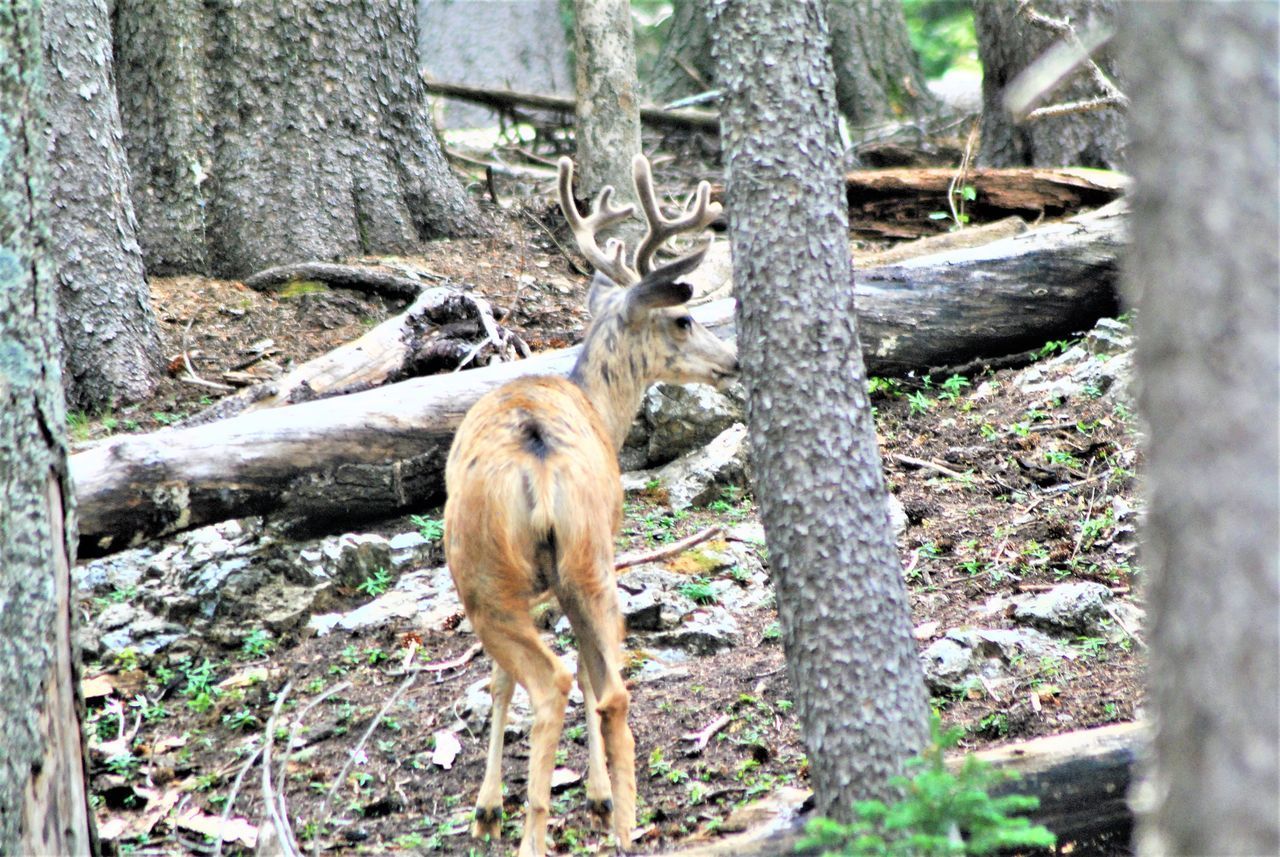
[222,707,258,731]
[1079,506,1116,550]
[366,647,390,666]
[1044,449,1083,469]
[867,377,904,398]
[410,514,445,543]
[797,715,1055,855]
[937,375,971,403]
[762,621,782,642]
[357,567,394,597]
[907,391,933,415]
[240,628,274,659]
[105,752,141,779]
[678,577,718,605]
[181,658,219,713]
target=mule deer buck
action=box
[443,155,738,856]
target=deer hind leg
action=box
[576,659,614,825]
[471,609,572,857]
[473,662,515,839]
[558,581,636,849]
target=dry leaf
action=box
[82,674,115,700]
[176,808,258,849]
[431,730,462,769]
[550,768,582,791]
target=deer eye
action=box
[675,315,693,331]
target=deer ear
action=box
[587,271,624,316]
[622,247,705,319]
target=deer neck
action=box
[569,324,652,453]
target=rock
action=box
[1013,582,1116,636]
[648,607,741,655]
[920,626,1075,693]
[625,423,751,512]
[639,383,745,467]
[1083,317,1133,356]
[308,567,460,637]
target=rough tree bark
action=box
[113,0,486,279]
[1122,3,1279,854]
[711,0,930,819]
[827,0,939,131]
[974,0,1126,169]
[572,0,643,205]
[43,0,162,411]
[0,4,95,853]
[649,0,716,105]
[651,0,937,132]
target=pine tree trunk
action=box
[1122,3,1280,854]
[573,0,643,205]
[0,5,95,853]
[649,0,715,104]
[828,0,938,130]
[974,0,1125,169]
[114,0,486,279]
[711,0,930,820]
[44,0,162,410]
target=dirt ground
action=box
[76,163,1142,857]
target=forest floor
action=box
[75,165,1142,857]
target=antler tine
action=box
[557,157,640,285]
[631,154,722,277]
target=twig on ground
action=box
[261,682,301,857]
[892,453,971,482]
[313,671,420,857]
[390,642,483,676]
[682,713,732,754]
[615,526,724,570]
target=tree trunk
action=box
[0,5,95,853]
[113,0,486,279]
[711,0,930,820]
[974,0,1126,169]
[651,0,937,134]
[43,0,162,411]
[649,0,715,105]
[1122,3,1280,855]
[71,211,1124,556]
[572,0,643,205]
[828,0,939,131]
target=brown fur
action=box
[442,156,737,857]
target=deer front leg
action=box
[577,659,614,826]
[473,662,514,839]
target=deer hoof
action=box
[586,796,613,820]
[472,805,503,838]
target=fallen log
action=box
[422,78,720,133]
[73,204,1123,555]
[182,287,527,426]
[665,721,1145,856]
[241,262,433,300]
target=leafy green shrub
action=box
[797,715,1055,856]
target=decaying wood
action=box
[72,204,1123,554]
[422,78,720,133]
[707,168,1125,241]
[242,262,433,300]
[666,721,1145,856]
[183,287,527,426]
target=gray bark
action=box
[1122,3,1280,855]
[650,0,936,132]
[0,4,95,853]
[974,0,1126,169]
[44,0,162,411]
[649,0,715,105]
[711,0,930,820]
[573,0,643,207]
[828,0,939,130]
[114,0,486,279]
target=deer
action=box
[442,154,738,857]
